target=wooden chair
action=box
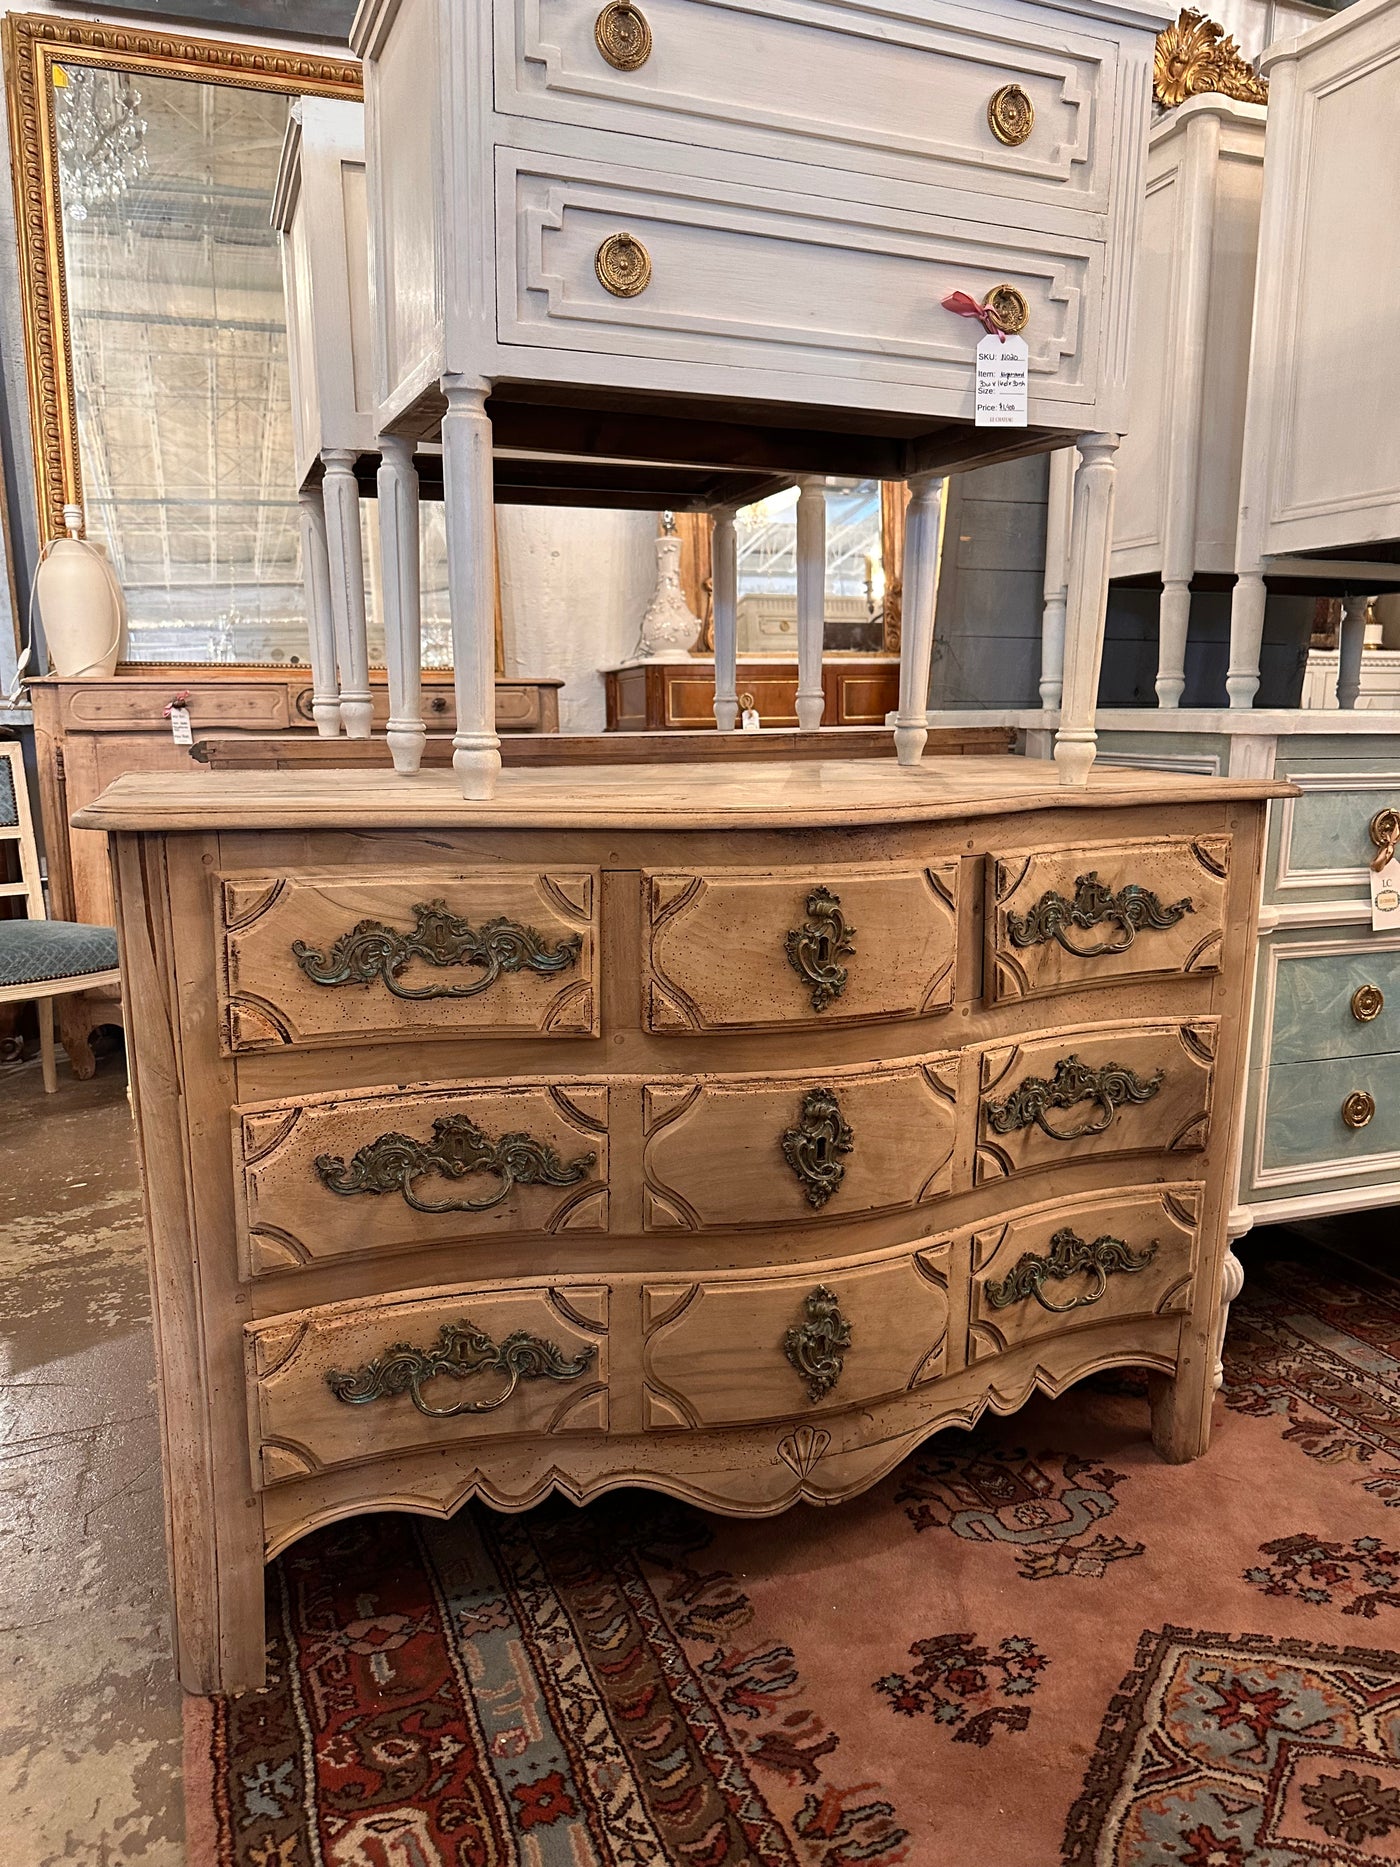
[0,740,120,1092]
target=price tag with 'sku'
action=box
[167,704,192,746]
[1372,857,1400,932]
[975,334,1028,428]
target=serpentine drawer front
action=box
[974,1019,1216,1183]
[643,861,959,1032]
[988,836,1229,1002]
[640,1242,951,1430]
[246,1282,610,1485]
[642,1053,958,1230]
[218,870,598,1051]
[967,1184,1200,1361]
[235,1081,611,1276]
[495,0,1103,210]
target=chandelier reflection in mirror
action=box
[54,65,148,221]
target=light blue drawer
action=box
[1265,748,1400,905]
[1270,948,1400,1065]
[1260,1052,1400,1175]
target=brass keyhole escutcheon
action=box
[1352,984,1385,1023]
[595,231,652,297]
[1370,806,1400,871]
[595,0,652,69]
[988,83,1035,146]
[983,283,1030,336]
[1342,1090,1376,1130]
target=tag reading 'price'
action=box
[975,334,1028,429]
[167,704,192,746]
[1372,857,1400,932]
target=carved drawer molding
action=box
[218,869,598,1052]
[988,835,1229,1002]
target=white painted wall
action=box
[497,507,657,732]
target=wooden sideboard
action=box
[605,656,899,732]
[78,755,1283,1693]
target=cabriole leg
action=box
[378,436,426,774]
[321,448,373,739]
[893,471,944,767]
[712,508,738,732]
[298,483,341,736]
[442,380,501,801]
[1054,432,1119,786]
[795,476,826,731]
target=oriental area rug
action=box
[185,1234,1400,1866]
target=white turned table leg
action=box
[712,508,738,732]
[1337,592,1371,710]
[443,381,501,801]
[1156,579,1191,709]
[1039,447,1073,710]
[1227,572,1267,709]
[298,483,341,737]
[893,472,943,767]
[377,436,426,774]
[1055,433,1119,787]
[321,448,373,739]
[795,476,826,731]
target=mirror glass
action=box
[734,479,885,655]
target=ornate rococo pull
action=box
[781,1087,854,1209]
[783,1286,853,1402]
[291,899,581,1001]
[986,1055,1164,1141]
[314,1114,595,1214]
[785,886,856,1012]
[326,1318,596,1418]
[1006,871,1194,958]
[985,1228,1159,1313]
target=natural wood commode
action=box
[76,756,1287,1692]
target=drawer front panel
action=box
[247,1283,609,1484]
[64,680,291,731]
[644,862,958,1032]
[1269,943,1400,1066]
[1260,1053,1400,1176]
[989,836,1229,1002]
[236,1080,611,1276]
[975,1020,1215,1184]
[500,150,1098,399]
[644,1054,959,1231]
[642,1243,951,1430]
[1269,778,1400,904]
[968,1184,1199,1360]
[497,0,1104,208]
[218,870,598,1052]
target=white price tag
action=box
[167,704,192,746]
[1371,858,1400,932]
[740,707,761,732]
[975,334,1028,429]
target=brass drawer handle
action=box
[1343,1090,1376,1130]
[986,1055,1164,1141]
[595,0,651,69]
[291,898,581,1000]
[1371,808,1400,872]
[785,885,856,1012]
[985,1227,1159,1313]
[314,1113,595,1214]
[783,1285,852,1401]
[988,83,1034,146]
[782,1086,854,1208]
[326,1318,597,1418]
[1353,984,1385,1023]
[943,284,1031,338]
[595,231,652,297]
[1006,871,1194,958]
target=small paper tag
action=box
[168,704,192,746]
[1372,858,1400,931]
[975,334,1028,428]
[741,707,761,732]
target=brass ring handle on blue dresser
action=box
[1005,871,1194,958]
[1342,1091,1376,1130]
[313,1113,596,1214]
[1371,809,1400,872]
[1352,984,1385,1023]
[783,1286,853,1401]
[785,885,856,1011]
[595,0,652,69]
[290,898,582,1000]
[985,1228,1159,1313]
[326,1319,597,1418]
[781,1087,854,1208]
[985,1055,1164,1141]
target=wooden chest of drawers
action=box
[79,755,1281,1693]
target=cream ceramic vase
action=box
[37,505,125,678]
[638,532,702,660]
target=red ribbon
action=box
[941,290,1007,342]
[163,690,190,719]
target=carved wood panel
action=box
[235,1080,611,1277]
[644,861,959,1032]
[975,1019,1216,1183]
[988,835,1230,1002]
[218,869,598,1052]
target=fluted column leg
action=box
[1055,433,1119,787]
[711,509,738,732]
[1337,592,1371,711]
[377,435,425,774]
[1156,580,1191,708]
[321,448,372,739]
[795,476,826,730]
[298,483,340,737]
[893,471,944,767]
[442,379,501,801]
[1039,447,1073,710]
[1227,573,1267,709]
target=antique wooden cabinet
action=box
[80,755,1280,1692]
[604,655,899,731]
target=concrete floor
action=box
[0,1048,184,1865]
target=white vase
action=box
[37,505,124,678]
[638,533,702,660]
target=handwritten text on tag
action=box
[168,705,192,746]
[975,334,1028,429]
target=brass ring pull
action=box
[291,899,581,1001]
[314,1114,595,1215]
[985,1228,1159,1312]
[1031,1091,1119,1141]
[1352,984,1385,1023]
[595,0,652,69]
[595,231,652,297]
[1370,808,1400,872]
[1026,1263,1109,1313]
[326,1319,597,1416]
[983,283,1030,336]
[988,83,1035,146]
[1343,1090,1376,1130]
[1006,872,1194,958]
[985,1056,1164,1141]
